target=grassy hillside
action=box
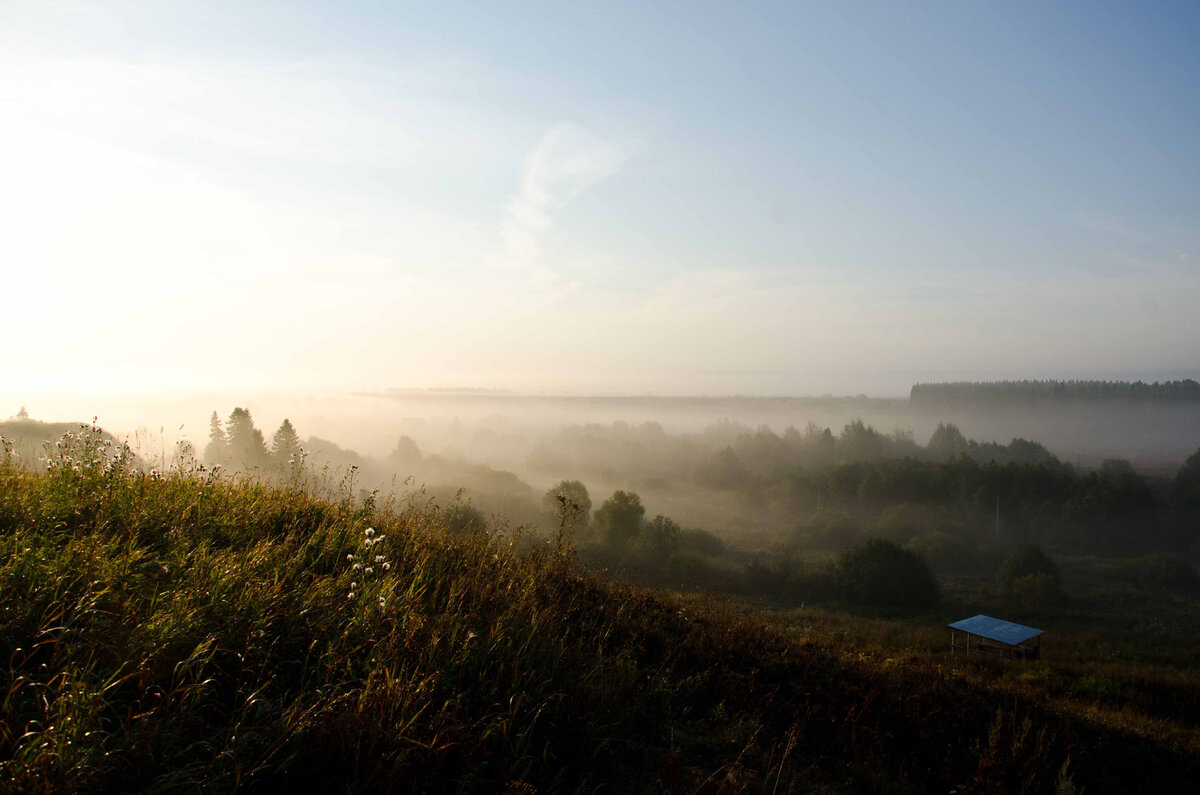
[1,425,1197,792]
[0,418,90,469]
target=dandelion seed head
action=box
[364,527,375,537]
[347,592,356,600]
[382,562,391,571]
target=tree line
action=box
[910,379,1200,405]
[204,408,302,475]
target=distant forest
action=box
[910,379,1200,406]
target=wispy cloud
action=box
[487,122,635,294]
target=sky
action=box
[3,0,1200,405]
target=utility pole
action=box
[995,495,1001,543]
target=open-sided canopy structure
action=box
[948,614,1043,659]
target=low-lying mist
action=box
[6,385,1200,571]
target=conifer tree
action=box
[203,411,228,466]
[226,407,268,470]
[272,418,302,472]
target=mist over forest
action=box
[7,379,1200,570]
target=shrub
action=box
[676,527,727,557]
[667,549,714,584]
[997,543,1060,592]
[664,550,742,591]
[998,543,1064,608]
[837,539,940,607]
[796,509,860,551]
[1009,573,1062,612]
[442,497,486,534]
[907,532,995,575]
[872,503,967,546]
[1131,554,1199,593]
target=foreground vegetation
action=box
[1,426,1198,792]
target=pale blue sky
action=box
[3,0,1198,399]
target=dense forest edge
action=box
[911,379,1200,406]
[1,405,1199,791]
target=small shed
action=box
[948,614,1043,660]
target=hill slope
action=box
[0,429,1196,792]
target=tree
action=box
[839,419,885,462]
[927,422,968,460]
[203,411,227,466]
[800,422,837,468]
[543,480,592,533]
[1174,446,1200,509]
[837,539,940,607]
[641,514,681,563]
[594,490,645,546]
[694,446,749,489]
[388,436,423,469]
[225,407,268,471]
[272,419,302,474]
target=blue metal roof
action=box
[947,615,1043,645]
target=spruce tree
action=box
[226,407,268,470]
[203,411,228,466]
[272,419,302,472]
